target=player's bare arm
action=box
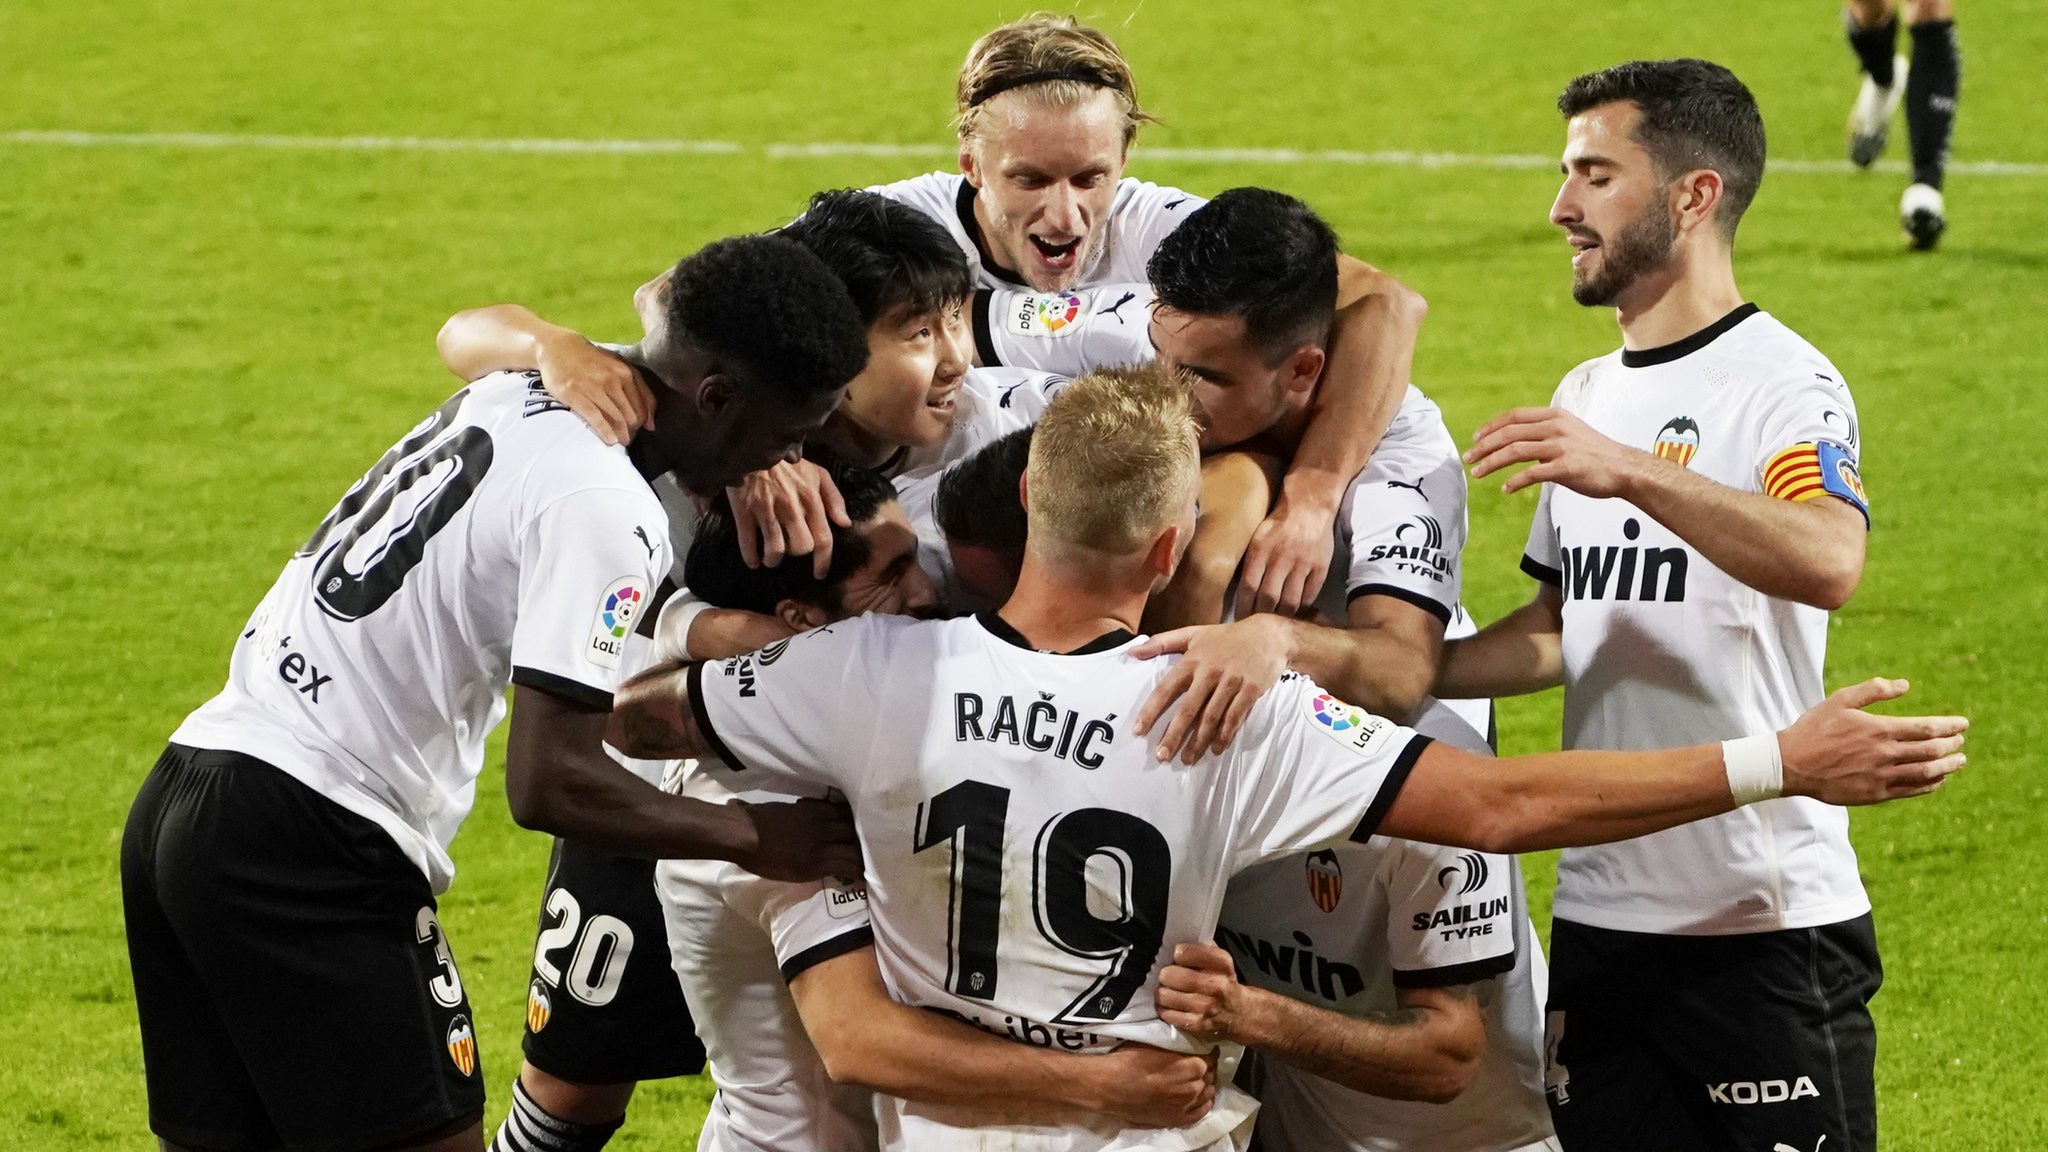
[509,684,858,882]
[1434,582,1566,700]
[1466,406,1867,609]
[1136,593,1445,763]
[1158,942,1485,1105]
[435,303,653,445]
[1240,256,1424,617]
[791,945,1216,1129]
[1143,450,1280,632]
[1379,677,1965,854]
[724,457,850,577]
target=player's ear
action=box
[1017,471,1031,512]
[776,599,831,632]
[694,374,735,422]
[1674,169,1724,237]
[1148,521,1184,583]
[1284,345,1325,394]
[959,140,983,188]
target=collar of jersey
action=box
[975,611,1136,655]
[954,179,1031,288]
[1619,302,1760,368]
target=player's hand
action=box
[732,796,863,884]
[1157,942,1251,1044]
[1778,678,1967,804]
[1465,406,1646,498]
[535,332,655,448]
[1236,499,1335,618]
[727,459,850,578]
[1090,1043,1217,1130]
[1134,618,1291,764]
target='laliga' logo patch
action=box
[824,880,869,920]
[1008,291,1086,337]
[1308,692,1397,756]
[446,1014,477,1077]
[586,576,645,669]
[1653,417,1701,467]
[1305,850,1343,913]
[526,981,553,1033]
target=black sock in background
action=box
[1846,10,1899,87]
[1906,19,1961,188]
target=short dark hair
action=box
[779,190,975,326]
[683,460,899,616]
[664,234,870,404]
[1146,188,1339,363]
[1558,59,1767,238]
[935,426,1033,559]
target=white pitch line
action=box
[5,129,2045,177]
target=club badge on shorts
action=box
[526,980,553,1033]
[445,1014,477,1077]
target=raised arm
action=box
[1239,256,1425,616]
[1467,407,1865,609]
[1378,678,1965,854]
[791,945,1216,1128]
[1143,450,1281,632]
[434,303,653,446]
[1434,583,1565,700]
[505,684,857,881]
[1158,943,1484,1104]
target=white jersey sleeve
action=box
[1380,840,1518,987]
[1104,181,1207,277]
[687,614,901,795]
[729,876,875,982]
[1753,368,1870,527]
[1222,673,1432,872]
[1520,482,1562,586]
[511,487,673,706]
[1339,388,1468,623]
[971,284,1155,376]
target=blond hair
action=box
[1026,362,1200,558]
[955,13,1156,150]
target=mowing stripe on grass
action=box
[5,129,2046,177]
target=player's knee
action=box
[489,1075,627,1152]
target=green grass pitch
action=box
[4,1,2045,1146]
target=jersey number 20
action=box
[914,780,1170,1024]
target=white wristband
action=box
[650,591,713,665]
[1721,734,1784,806]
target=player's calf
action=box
[488,1075,626,1152]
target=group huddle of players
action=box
[120,14,1971,1152]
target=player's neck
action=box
[1614,249,1744,352]
[811,412,901,469]
[997,553,1148,650]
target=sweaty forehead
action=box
[982,89,1126,167]
[1565,101,1647,163]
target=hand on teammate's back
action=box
[1236,501,1337,618]
[1780,678,1967,805]
[1088,1041,1219,1130]
[732,795,864,883]
[726,458,850,578]
[1155,942,1249,1045]
[1133,617,1291,764]
[536,331,655,447]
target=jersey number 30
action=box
[913,780,1170,1024]
[298,389,494,622]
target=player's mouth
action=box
[1568,232,1601,269]
[925,381,962,416]
[1028,233,1083,268]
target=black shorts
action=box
[1544,914,1883,1152]
[518,837,706,1083]
[121,744,485,1152]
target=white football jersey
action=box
[657,770,879,1152]
[872,173,1205,290]
[173,373,672,891]
[1522,305,1872,935]
[691,614,1432,1152]
[1219,718,1552,1152]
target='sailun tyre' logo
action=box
[1437,851,1489,895]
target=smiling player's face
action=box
[961,88,1126,292]
[838,301,973,451]
[1550,101,1678,308]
